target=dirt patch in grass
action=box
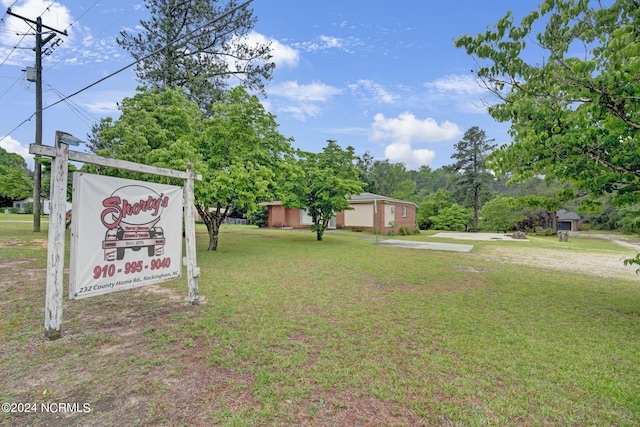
[0,239,48,248]
[0,257,226,426]
[477,245,639,280]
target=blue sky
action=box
[0,0,538,171]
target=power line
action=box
[0,30,30,69]
[0,72,22,101]
[1,0,255,142]
[0,1,20,23]
[39,1,58,19]
[44,80,98,129]
[63,0,100,34]
[43,0,254,112]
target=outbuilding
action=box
[556,209,582,231]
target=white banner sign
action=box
[69,173,183,299]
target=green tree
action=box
[284,140,364,241]
[118,0,273,113]
[0,148,33,203]
[94,86,294,251]
[617,204,640,234]
[580,196,619,230]
[450,126,496,232]
[429,204,472,231]
[248,206,268,228]
[455,0,640,207]
[355,151,375,192]
[413,166,457,202]
[367,159,409,197]
[390,179,417,202]
[93,87,203,181]
[479,196,526,232]
[416,188,452,229]
[197,86,296,250]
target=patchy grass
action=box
[1,217,639,426]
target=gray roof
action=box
[557,209,581,220]
[349,192,417,207]
[262,192,417,207]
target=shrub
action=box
[429,204,472,231]
[536,228,556,236]
[248,206,269,228]
[398,225,420,236]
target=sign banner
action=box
[69,173,183,299]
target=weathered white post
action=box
[44,132,69,339]
[184,162,200,304]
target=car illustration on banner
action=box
[100,185,169,261]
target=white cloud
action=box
[279,104,321,121]
[270,81,341,102]
[384,143,435,170]
[0,135,34,169]
[301,35,343,52]
[318,35,342,49]
[79,90,135,115]
[268,80,341,120]
[370,112,462,143]
[425,74,485,95]
[0,1,125,67]
[238,32,299,68]
[370,113,463,170]
[348,80,397,104]
[295,35,360,54]
[421,74,491,115]
[81,100,119,115]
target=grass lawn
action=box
[1,215,639,426]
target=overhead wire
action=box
[63,0,100,34]
[1,0,255,143]
[0,73,22,101]
[0,1,21,23]
[0,25,31,69]
[42,0,254,113]
[44,80,98,129]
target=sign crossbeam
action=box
[30,144,202,180]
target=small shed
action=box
[556,209,582,231]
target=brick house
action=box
[263,192,418,234]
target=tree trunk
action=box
[208,220,220,250]
[473,183,480,232]
[315,219,324,240]
[196,203,225,251]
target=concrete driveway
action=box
[372,232,529,253]
[374,239,473,252]
[431,232,530,241]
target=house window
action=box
[402,206,407,218]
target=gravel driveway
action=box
[477,233,640,281]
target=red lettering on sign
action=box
[101,193,169,229]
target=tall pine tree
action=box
[117,0,274,113]
[450,126,496,232]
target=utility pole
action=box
[6,8,67,232]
